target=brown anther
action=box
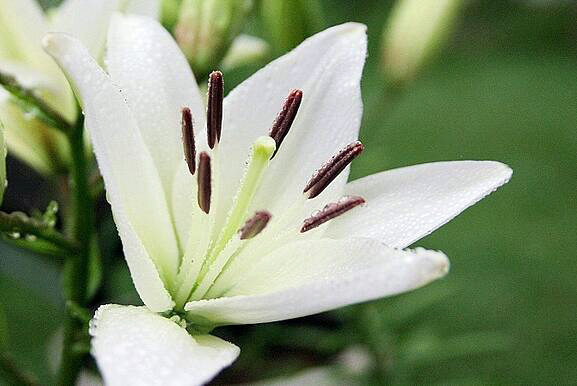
[300,196,365,233]
[181,107,196,175]
[207,71,224,149]
[197,152,212,213]
[269,89,303,157]
[239,211,272,240]
[304,141,364,199]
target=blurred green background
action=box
[1,0,577,384]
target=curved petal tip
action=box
[487,160,513,187]
[335,21,367,35]
[41,32,70,56]
[90,305,239,386]
[409,246,450,283]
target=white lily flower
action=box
[44,15,512,386]
[0,0,159,173]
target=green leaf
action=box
[0,273,62,382]
[381,282,456,327]
[0,122,6,205]
[401,329,513,365]
[0,304,8,348]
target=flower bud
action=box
[0,74,71,175]
[221,34,269,71]
[260,0,324,55]
[381,0,464,85]
[161,0,181,29]
[174,0,252,77]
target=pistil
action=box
[185,137,275,302]
[213,136,276,253]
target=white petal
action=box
[120,0,160,19]
[326,161,513,248]
[185,238,448,325]
[170,163,198,249]
[51,0,118,59]
[0,21,13,59]
[106,14,206,199]
[170,162,211,267]
[0,0,48,65]
[43,33,179,307]
[216,23,367,228]
[90,305,239,386]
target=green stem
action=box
[356,303,394,384]
[0,72,73,136]
[0,211,78,253]
[57,116,95,386]
[66,116,92,309]
[0,351,38,386]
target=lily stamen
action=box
[239,211,272,240]
[207,71,224,149]
[304,141,364,199]
[301,195,365,233]
[269,89,303,156]
[197,151,212,214]
[181,107,196,175]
